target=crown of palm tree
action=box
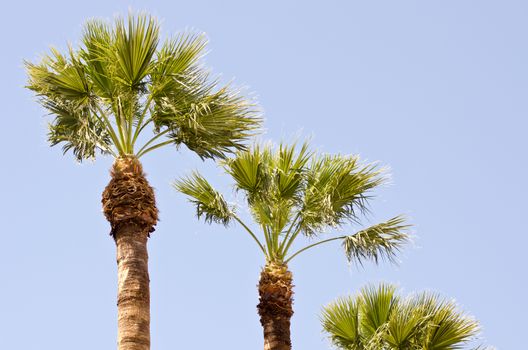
[321,284,491,350]
[175,142,410,265]
[26,14,261,161]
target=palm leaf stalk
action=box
[321,283,490,350]
[25,14,261,350]
[175,142,410,350]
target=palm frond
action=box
[80,19,115,98]
[321,297,363,350]
[300,154,386,235]
[45,99,112,161]
[342,216,411,265]
[150,33,208,99]
[422,296,480,349]
[112,15,159,89]
[223,144,273,202]
[155,83,261,159]
[322,284,486,350]
[359,284,398,341]
[174,172,233,225]
[26,47,92,106]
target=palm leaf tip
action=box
[342,216,411,265]
[174,172,233,225]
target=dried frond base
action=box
[257,262,294,350]
[102,157,158,237]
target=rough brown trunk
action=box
[102,157,158,350]
[257,262,294,350]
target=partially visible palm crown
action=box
[176,142,410,265]
[322,284,489,350]
[26,15,261,161]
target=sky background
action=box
[1,1,526,349]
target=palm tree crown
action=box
[322,284,489,350]
[26,14,261,162]
[176,142,410,266]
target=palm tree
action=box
[25,15,261,350]
[175,142,410,350]
[321,283,489,350]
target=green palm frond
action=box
[359,284,398,341]
[150,33,208,98]
[45,99,113,160]
[300,154,385,236]
[322,284,485,350]
[321,297,362,350]
[26,47,92,105]
[174,172,233,225]
[26,13,261,162]
[112,15,159,89]
[165,85,261,159]
[342,216,410,265]
[422,296,480,349]
[81,19,115,98]
[223,143,273,202]
[383,294,430,349]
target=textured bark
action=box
[102,157,158,350]
[257,262,294,350]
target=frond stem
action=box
[284,236,345,264]
[233,215,267,256]
[278,212,301,257]
[114,98,129,154]
[135,128,171,156]
[281,226,303,258]
[131,96,154,146]
[136,139,173,158]
[94,104,125,156]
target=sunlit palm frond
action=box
[321,297,363,350]
[300,154,386,235]
[26,47,92,106]
[383,295,429,349]
[359,284,398,341]
[150,33,208,98]
[45,99,112,161]
[421,296,480,349]
[80,19,115,98]
[172,86,260,159]
[223,144,273,201]
[342,216,410,265]
[174,172,233,225]
[112,15,159,89]
[222,143,309,233]
[274,142,311,201]
[322,284,486,350]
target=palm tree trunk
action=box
[257,262,294,350]
[102,157,158,350]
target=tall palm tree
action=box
[175,142,410,350]
[321,283,490,350]
[25,15,261,350]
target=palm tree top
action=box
[176,142,410,265]
[322,283,490,350]
[26,14,261,162]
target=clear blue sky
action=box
[1,1,526,349]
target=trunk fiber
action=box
[102,157,158,350]
[257,262,294,350]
